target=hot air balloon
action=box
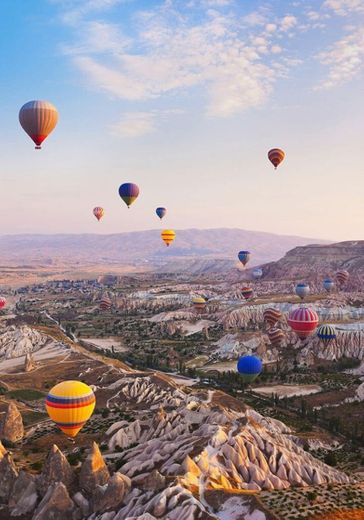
[161,229,176,247]
[295,283,310,300]
[323,278,335,293]
[238,251,250,267]
[252,268,263,280]
[237,355,262,383]
[118,183,139,208]
[156,207,167,220]
[93,207,104,221]
[46,380,95,437]
[0,297,6,310]
[268,148,285,169]
[19,100,58,149]
[192,296,207,313]
[317,324,336,344]
[335,270,349,287]
[241,287,254,300]
[267,327,285,348]
[100,294,112,310]
[263,308,282,328]
[287,307,318,340]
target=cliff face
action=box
[0,325,48,360]
[259,241,364,285]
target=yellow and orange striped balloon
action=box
[45,381,95,438]
[161,229,176,247]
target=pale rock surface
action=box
[0,401,24,442]
[0,325,48,359]
[24,351,36,372]
[0,447,18,501]
[32,482,76,520]
[93,472,131,513]
[8,470,38,516]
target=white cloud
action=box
[280,15,298,32]
[265,23,277,33]
[316,26,364,88]
[110,112,155,137]
[323,0,364,16]
[61,6,293,117]
[51,0,123,25]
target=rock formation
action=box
[0,325,48,360]
[24,351,36,372]
[37,444,75,496]
[0,401,24,443]
[0,442,18,501]
[32,482,76,520]
[8,470,38,516]
[79,442,110,494]
[93,472,131,513]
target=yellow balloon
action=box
[161,229,176,247]
[45,381,95,438]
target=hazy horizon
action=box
[1,0,363,241]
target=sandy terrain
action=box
[254,384,322,399]
[82,337,127,353]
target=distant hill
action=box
[0,229,329,268]
[258,240,364,282]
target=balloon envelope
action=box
[263,308,282,328]
[237,355,262,383]
[252,268,263,280]
[241,287,254,300]
[317,324,336,344]
[287,307,318,340]
[118,183,139,207]
[46,380,95,437]
[0,297,6,310]
[268,327,285,347]
[238,251,250,266]
[335,270,349,287]
[295,283,310,300]
[19,100,58,149]
[93,207,104,221]
[192,296,207,312]
[161,229,176,247]
[100,294,112,310]
[323,279,335,293]
[268,148,285,169]
[156,207,167,219]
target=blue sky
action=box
[0,0,363,240]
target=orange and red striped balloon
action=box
[93,207,104,221]
[19,100,58,149]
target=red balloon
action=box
[0,297,6,310]
[287,307,318,340]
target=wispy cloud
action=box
[54,2,304,119]
[316,26,364,88]
[323,0,364,16]
[50,0,124,25]
[110,108,183,137]
[110,111,156,137]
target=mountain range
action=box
[0,228,329,268]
